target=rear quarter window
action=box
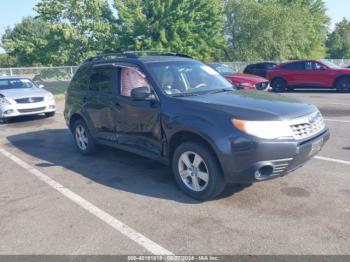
[69,65,91,90]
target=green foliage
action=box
[225,0,329,60]
[34,0,118,65]
[326,19,350,59]
[114,0,226,61]
[1,0,332,65]
[1,17,53,66]
[0,54,17,67]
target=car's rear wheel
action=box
[45,112,55,118]
[272,78,287,92]
[172,142,226,201]
[335,77,350,93]
[73,119,97,155]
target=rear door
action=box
[113,65,163,157]
[84,65,118,141]
[282,62,305,86]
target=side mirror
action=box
[38,84,45,88]
[131,87,153,101]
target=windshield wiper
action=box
[171,92,200,97]
[206,88,233,95]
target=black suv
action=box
[64,52,330,200]
[244,62,277,78]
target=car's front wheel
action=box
[335,77,350,93]
[272,78,287,92]
[172,142,226,201]
[73,119,97,155]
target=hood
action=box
[336,68,350,73]
[0,88,51,100]
[225,73,268,84]
[179,91,317,121]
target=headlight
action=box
[0,97,12,105]
[47,93,55,101]
[239,83,256,89]
[232,119,293,140]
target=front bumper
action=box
[0,101,56,118]
[220,128,330,183]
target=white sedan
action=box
[0,76,56,122]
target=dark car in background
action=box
[268,59,350,92]
[64,52,329,201]
[243,62,277,78]
[208,63,270,91]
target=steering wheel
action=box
[193,83,207,89]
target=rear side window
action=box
[282,62,304,70]
[89,68,115,93]
[69,65,91,90]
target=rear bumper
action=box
[220,129,330,183]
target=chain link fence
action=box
[1,59,350,95]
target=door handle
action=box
[114,102,122,110]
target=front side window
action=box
[120,67,150,97]
[0,78,35,90]
[148,61,233,96]
[89,68,114,93]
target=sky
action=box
[0,0,350,53]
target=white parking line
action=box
[0,147,173,256]
[315,156,350,165]
[324,118,350,123]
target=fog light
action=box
[4,109,14,115]
[49,105,55,109]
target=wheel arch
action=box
[167,130,224,175]
[333,75,350,88]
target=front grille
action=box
[15,97,44,104]
[255,82,269,91]
[289,112,325,140]
[18,107,46,113]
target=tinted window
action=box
[89,68,114,93]
[305,62,325,70]
[282,62,304,70]
[70,65,91,90]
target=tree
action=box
[34,0,118,65]
[326,19,350,59]
[0,54,17,67]
[225,0,330,61]
[1,17,53,66]
[114,0,226,61]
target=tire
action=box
[271,78,287,92]
[45,111,56,118]
[172,142,226,201]
[0,118,8,124]
[72,119,98,155]
[335,77,350,93]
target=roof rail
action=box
[84,51,192,63]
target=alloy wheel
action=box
[75,124,88,151]
[178,151,209,192]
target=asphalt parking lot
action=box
[0,90,349,255]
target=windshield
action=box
[209,63,236,76]
[320,60,341,69]
[147,61,234,96]
[0,78,36,90]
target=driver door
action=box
[113,65,163,157]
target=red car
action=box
[208,63,270,91]
[268,59,350,92]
